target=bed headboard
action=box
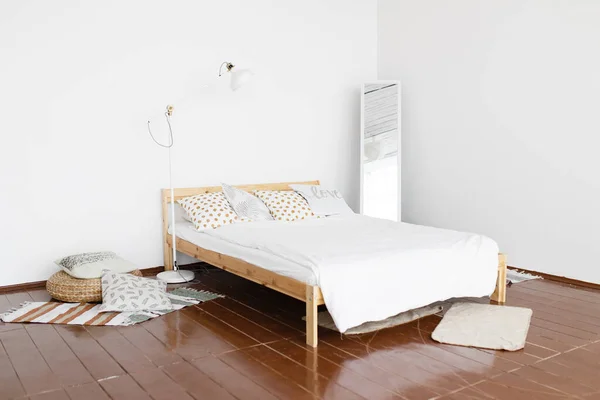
[161,180,320,205]
[160,181,320,270]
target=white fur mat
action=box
[431,302,533,351]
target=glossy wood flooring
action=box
[1,269,600,400]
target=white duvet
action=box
[203,214,499,333]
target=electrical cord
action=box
[147,108,174,148]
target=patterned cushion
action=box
[177,192,241,231]
[254,190,315,221]
[99,271,172,312]
[221,183,274,221]
[55,251,138,279]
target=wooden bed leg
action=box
[306,286,318,347]
[164,242,174,271]
[491,253,507,304]
[162,194,174,271]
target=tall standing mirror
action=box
[360,82,401,221]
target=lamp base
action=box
[156,270,195,284]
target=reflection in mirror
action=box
[360,82,401,221]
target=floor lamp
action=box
[147,61,254,284]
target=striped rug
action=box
[0,288,222,326]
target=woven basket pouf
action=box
[46,269,143,303]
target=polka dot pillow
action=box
[177,192,241,231]
[254,190,315,221]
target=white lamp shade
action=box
[230,68,254,91]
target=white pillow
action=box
[290,184,354,216]
[221,183,274,221]
[174,203,191,223]
[55,252,138,279]
[99,271,172,312]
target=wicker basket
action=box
[46,269,143,303]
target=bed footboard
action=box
[490,253,507,303]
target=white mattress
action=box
[168,222,318,285]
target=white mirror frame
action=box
[359,81,402,221]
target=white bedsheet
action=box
[169,222,318,285]
[202,214,499,333]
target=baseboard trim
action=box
[7,264,594,295]
[0,263,212,295]
[0,280,47,294]
[508,266,600,291]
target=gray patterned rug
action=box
[507,269,542,284]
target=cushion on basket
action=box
[46,269,143,303]
[98,271,172,312]
[55,251,138,279]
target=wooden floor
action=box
[1,269,600,400]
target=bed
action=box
[161,181,507,347]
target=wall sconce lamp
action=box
[218,61,254,91]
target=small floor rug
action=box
[304,304,443,335]
[0,288,222,326]
[507,269,542,284]
[431,302,532,351]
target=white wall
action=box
[0,0,377,286]
[379,0,600,283]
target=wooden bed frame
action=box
[161,181,507,347]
